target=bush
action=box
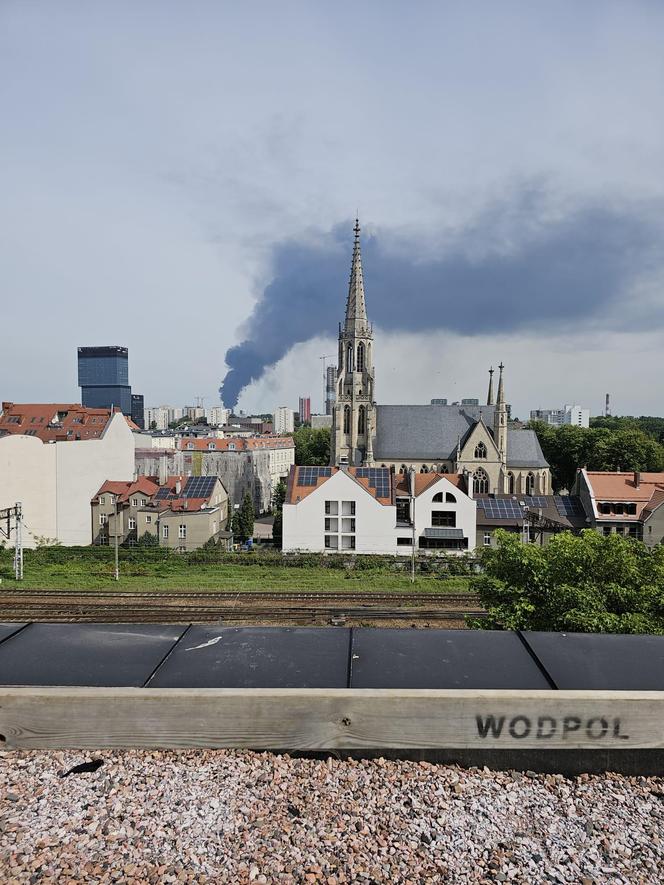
[472,529,664,634]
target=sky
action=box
[2,1,664,419]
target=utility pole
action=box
[13,502,23,581]
[410,468,416,585]
[114,496,120,581]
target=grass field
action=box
[0,552,472,593]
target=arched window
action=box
[346,344,354,373]
[343,405,351,434]
[526,472,535,495]
[440,464,449,474]
[399,465,407,474]
[474,441,487,459]
[358,405,365,435]
[432,492,444,502]
[473,468,489,494]
[357,342,365,372]
[507,472,515,494]
[420,465,429,474]
[446,492,456,503]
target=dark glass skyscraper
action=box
[77,346,132,416]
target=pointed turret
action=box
[494,362,507,468]
[344,218,369,333]
[487,367,494,406]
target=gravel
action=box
[1,749,663,883]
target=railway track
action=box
[0,590,483,624]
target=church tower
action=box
[331,219,376,466]
[493,362,507,466]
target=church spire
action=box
[487,367,494,405]
[344,218,368,330]
[496,362,505,405]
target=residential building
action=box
[0,405,135,547]
[574,469,664,545]
[311,414,333,430]
[92,475,230,551]
[183,405,206,422]
[273,407,295,434]
[475,493,587,548]
[177,436,294,488]
[530,405,590,429]
[325,365,336,415]
[282,466,476,554]
[207,406,231,427]
[329,221,551,494]
[298,396,311,424]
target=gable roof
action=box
[582,471,664,521]
[506,430,549,468]
[286,466,393,506]
[0,402,138,442]
[94,477,160,504]
[373,404,496,460]
[393,472,467,497]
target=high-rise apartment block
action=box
[325,365,336,415]
[298,396,311,424]
[530,405,590,429]
[273,407,295,434]
[207,406,231,426]
[77,346,144,428]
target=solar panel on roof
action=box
[523,496,548,508]
[183,476,217,498]
[355,467,390,497]
[155,488,173,500]
[554,495,585,518]
[298,467,332,486]
[480,499,524,519]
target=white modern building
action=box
[0,410,135,547]
[282,466,476,555]
[530,405,590,429]
[273,406,295,434]
[145,405,185,430]
[207,406,231,427]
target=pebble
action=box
[0,750,662,883]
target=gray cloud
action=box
[220,197,664,407]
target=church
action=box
[330,220,552,496]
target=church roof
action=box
[505,430,549,468]
[372,404,549,468]
[373,404,496,461]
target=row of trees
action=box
[474,529,664,635]
[529,420,664,491]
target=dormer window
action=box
[187,442,194,450]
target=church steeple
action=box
[344,218,369,332]
[331,218,376,467]
[494,362,507,466]
[487,367,494,406]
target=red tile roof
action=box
[178,436,293,452]
[286,467,464,506]
[0,402,138,442]
[583,471,664,521]
[94,477,160,504]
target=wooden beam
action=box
[1,688,663,751]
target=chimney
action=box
[175,479,182,495]
[634,471,641,489]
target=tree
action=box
[271,478,287,548]
[232,492,255,544]
[293,426,330,465]
[137,531,159,547]
[149,420,157,430]
[472,529,664,634]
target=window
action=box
[128,518,136,530]
[187,442,194,450]
[162,525,169,539]
[474,442,487,459]
[99,513,107,525]
[358,405,365,435]
[399,465,408,474]
[342,501,356,516]
[446,492,456,503]
[343,405,351,434]
[507,472,515,494]
[602,526,611,536]
[325,500,338,516]
[178,525,187,539]
[140,498,147,506]
[526,472,535,495]
[229,443,236,450]
[483,532,492,546]
[208,442,216,450]
[473,468,489,494]
[432,511,456,527]
[99,496,105,505]
[341,518,356,533]
[146,515,152,524]
[356,341,365,372]
[341,535,356,550]
[440,465,449,474]
[346,343,354,373]
[325,535,338,549]
[131,498,138,507]
[420,465,429,474]
[396,498,411,523]
[325,518,338,531]
[397,537,412,546]
[432,492,443,502]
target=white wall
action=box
[0,413,135,547]
[412,476,477,553]
[283,470,397,554]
